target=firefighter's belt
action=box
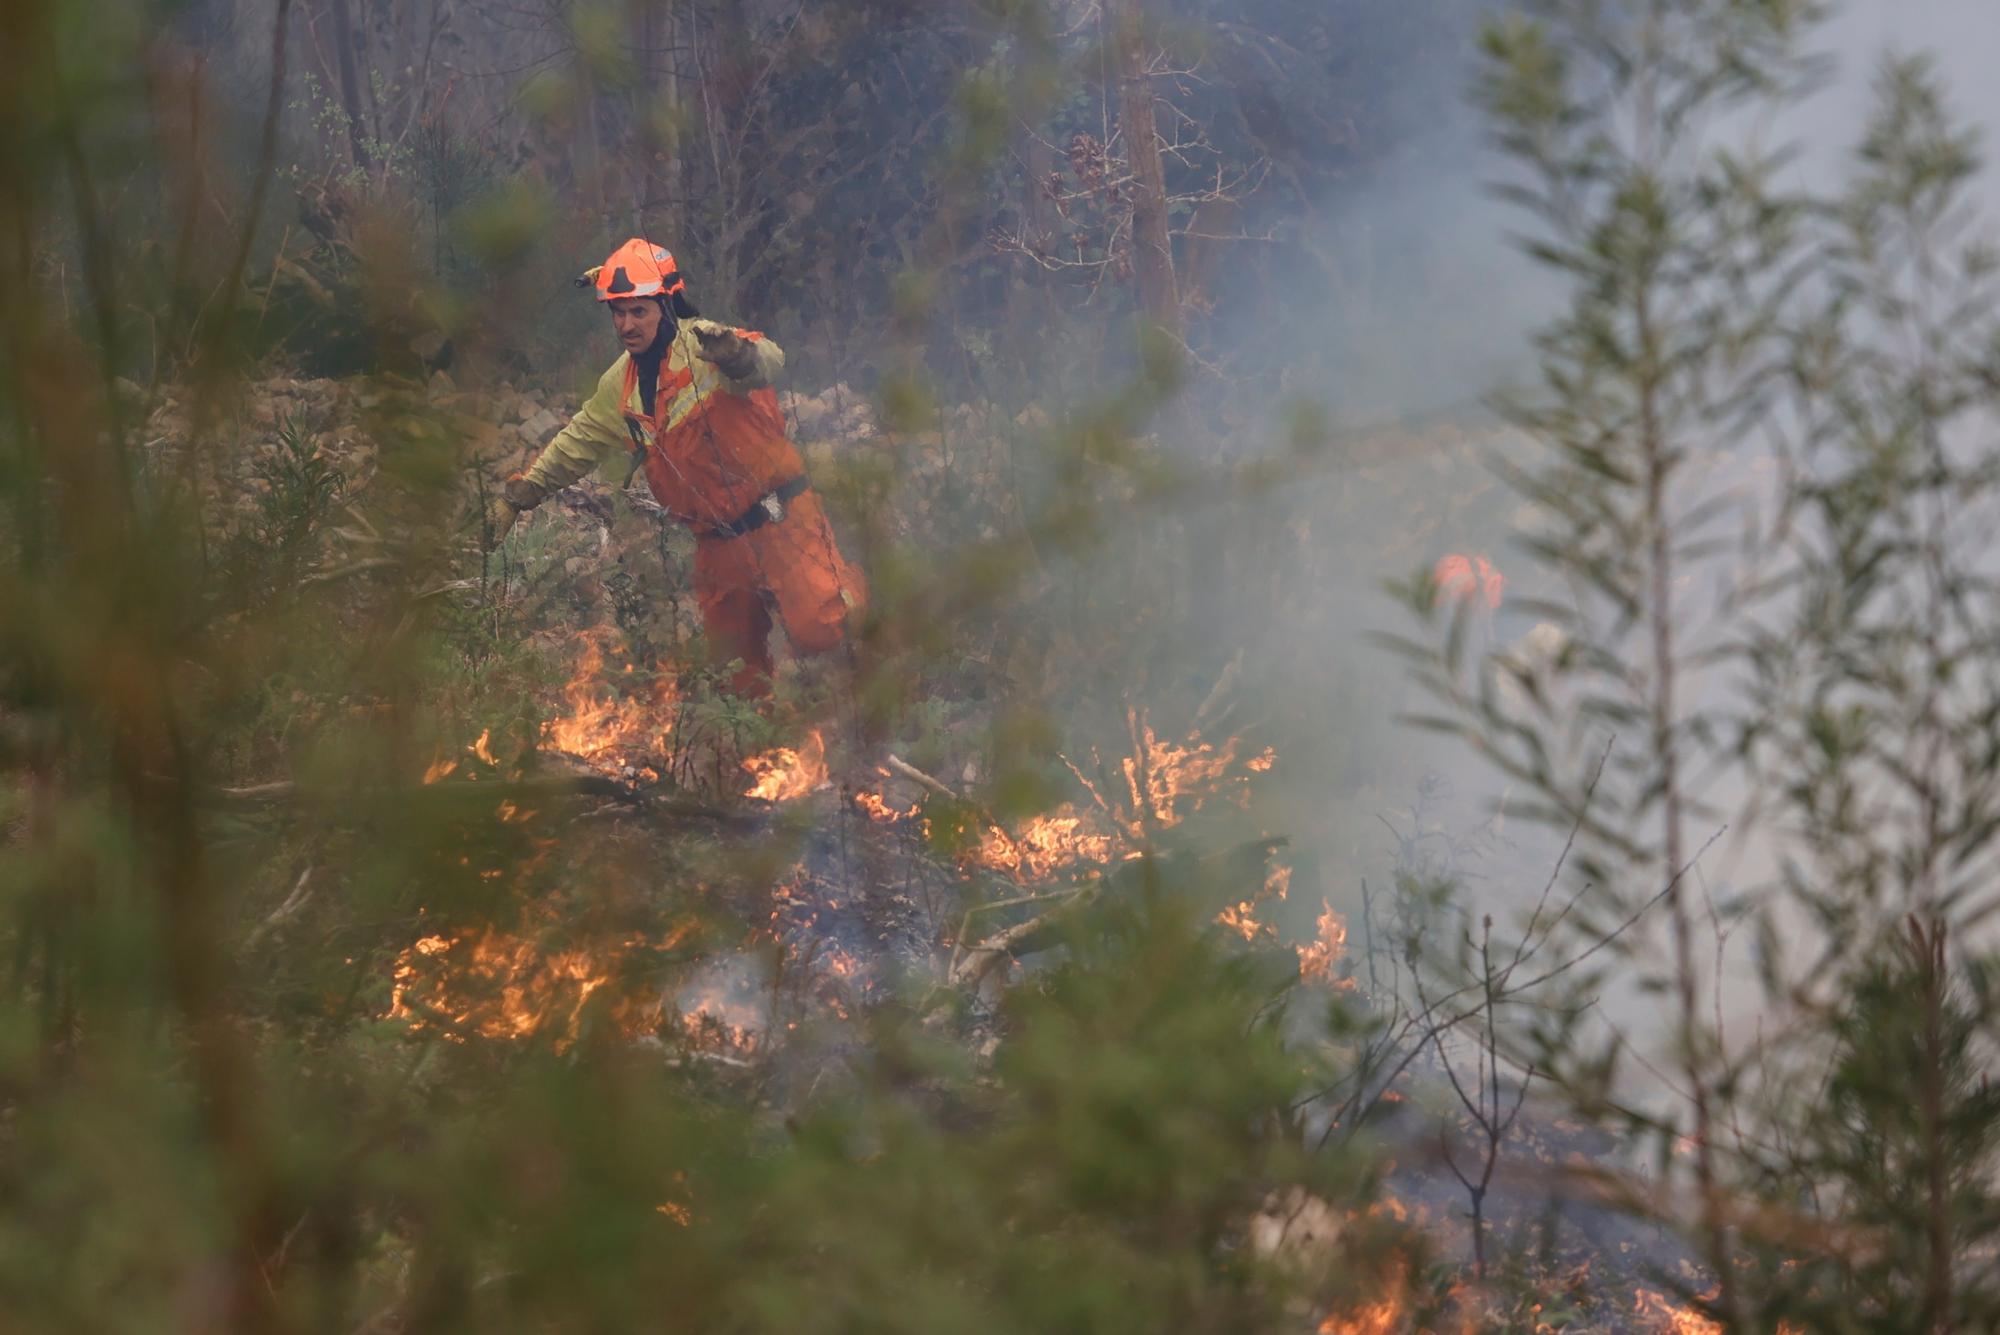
[706,476,809,539]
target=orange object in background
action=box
[1433,552,1506,610]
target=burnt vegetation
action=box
[4,0,2000,1331]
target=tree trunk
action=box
[324,0,371,172]
[704,0,755,311]
[1104,0,1178,337]
[630,0,680,241]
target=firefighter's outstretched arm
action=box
[687,318,783,391]
[486,361,629,543]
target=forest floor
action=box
[141,368,1719,1333]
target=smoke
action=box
[1207,0,2000,1064]
[1812,0,2000,190]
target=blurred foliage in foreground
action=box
[6,0,2000,1332]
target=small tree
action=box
[1420,3,2000,1329]
[1734,58,2000,1331]
[1413,0,1821,1319]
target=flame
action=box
[469,727,497,766]
[1316,1297,1405,1335]
[854,789,921,822]
[1633,1290,1719,1335]
[742,728,829,801]
[962,713,1273,883]
[1297,897,1351,986]
[972,810,1122,881]
[1318,1258,1410,1335]
[1212,861,1349,971]
[422,755,458,784]
[1118,713,1247,833]
[1210,859,1290,945]
[847,713,1274,884]
[387,908,690,1050]
[542,629,677,772]
[1216,900,1273,942]
[677,988,762,1052]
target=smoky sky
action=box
[1817,0,2000,163]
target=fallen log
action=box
[884,753,957,799]
[200,771,763,828]
[948,886,1096,988]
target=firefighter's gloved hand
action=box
[689,318,757,380]
[485,476,548,548]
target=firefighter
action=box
[489,238,865,697]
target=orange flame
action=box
[422,755,458,784]
[389,928,658,1048]
[972,810,1122,881]
[1297,897,1351,986]
[1118,714,1246,834]
[854,789,921,821]
[387,898,691,1049]
[1216,899,1273,942]
[1633,1290,1720,1335]
[1316,1297,1405,1335]
[1213,861,1307,951]
[677,984,763,1052]
[742,728,829,801]
[1318,1258,1411,1335]
[962,714,1273,883]
[542,629,677,772]
[848,714,1272,883]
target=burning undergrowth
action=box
[380,785,935,1064]
[379,632,1722,1331]
[382,620,1341,1051]
[540,627,680,780]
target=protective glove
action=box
[688,318,758,381]
[484,476,549,548]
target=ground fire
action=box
[386,918,677,1048]
[845,708,1279,885]
[386,635,1331,1046]
[741,726,829,800]
[542,627,678,774]
[1632,1290,1724,1335]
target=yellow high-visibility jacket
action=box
[522,322,788,527]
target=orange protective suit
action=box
[521,323,865,695]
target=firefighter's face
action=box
[608,298,665,353]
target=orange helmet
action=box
[579,238,687,302]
